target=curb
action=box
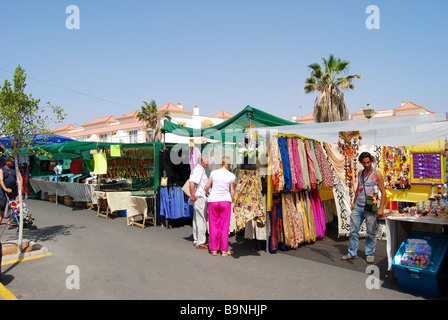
[1,240,52,300]
[2,239,50,264]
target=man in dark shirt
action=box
[0,157,22,223]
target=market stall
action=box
[25,141,162,225]
[251,112,448,295]
[162,105,341,250]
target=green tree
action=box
[303,54,362,122]
[0,65,65,251]
[136,100,171,142]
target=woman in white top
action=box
[204,156,236,257]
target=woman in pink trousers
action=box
[204,156,235,257]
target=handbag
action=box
[182,167,205,197]
[365,195,378,213]
[362,170,378,213]
[182,179,191,197]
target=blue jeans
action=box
[348,203,377,259]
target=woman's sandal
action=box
[210,251,218,256]
[221,250,233,257]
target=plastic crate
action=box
[392,230,448,297]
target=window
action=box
[128,130,138,143]
[99,133,108,142]
[201,120,214,129]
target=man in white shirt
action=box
[189,154,209,249]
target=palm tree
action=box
[303,54,361,122]
[136,100,171,142]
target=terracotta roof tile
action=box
[158,103,191,114]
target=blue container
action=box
[117,210,127,217]
[392,230,448,297]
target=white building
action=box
[53,103,233,145]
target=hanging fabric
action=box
[160,186,193,219]
[278,137,292,191]
[269,136,284,192]
[296,139,311,191]
[270,195,287,253]
[189,147,201,171]
[290,139,303,191]
[233,169,265,230]
[294,192,309,243]
[314,141,335,188]
[287,139,299,192]
[309,140,323,187]
[282,193,305,248]
[304,140,318,190]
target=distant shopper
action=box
[189,154,209,249]
[0,157,21,224]
[341,152,386,264]
[204,156,235,257]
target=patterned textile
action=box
[314,142,334,188]
[233,169,265,230]
[282,193,305,248]
[287,139,299,192]
[269,136,284,193]
[296,140,311,191]
[270,195,287,252]
[304,140,319,190]
[309,141,322,187]
[291,139,303,191]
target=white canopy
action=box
[253,112,448,146]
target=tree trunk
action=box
[313,84,349,123]
[14,156,24,254]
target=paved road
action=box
[0,199,445,302]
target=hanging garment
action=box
[189,147,201,171]
[160,186,170,218]
[310,140,322,187]
[310,190,326,239]
[233,169,265,230]
[281,194,293,247]
[287,139,298,192]
[304,192,317,242]
[270,195,287,253]
[269,136,284,193]
[93,153,107,175]
[296,140,311,191]
[282,193,305,248]
[291,139,303,191]
[304,140,318,190]
[160,186,193,219]
[293,192,308,243]
[278,137,291,191]
[297,192,311,243]
[314,141,334,188]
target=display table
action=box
[30,179,95,203]
[127,195,156,228]
[93,191,131,219]
[385,215,448,270]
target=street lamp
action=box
[363,103,375,119]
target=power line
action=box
[0,67,135,110]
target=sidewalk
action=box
[0,199,445,300]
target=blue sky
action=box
[0,0,447,129]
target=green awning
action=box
[161,105,300,140]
